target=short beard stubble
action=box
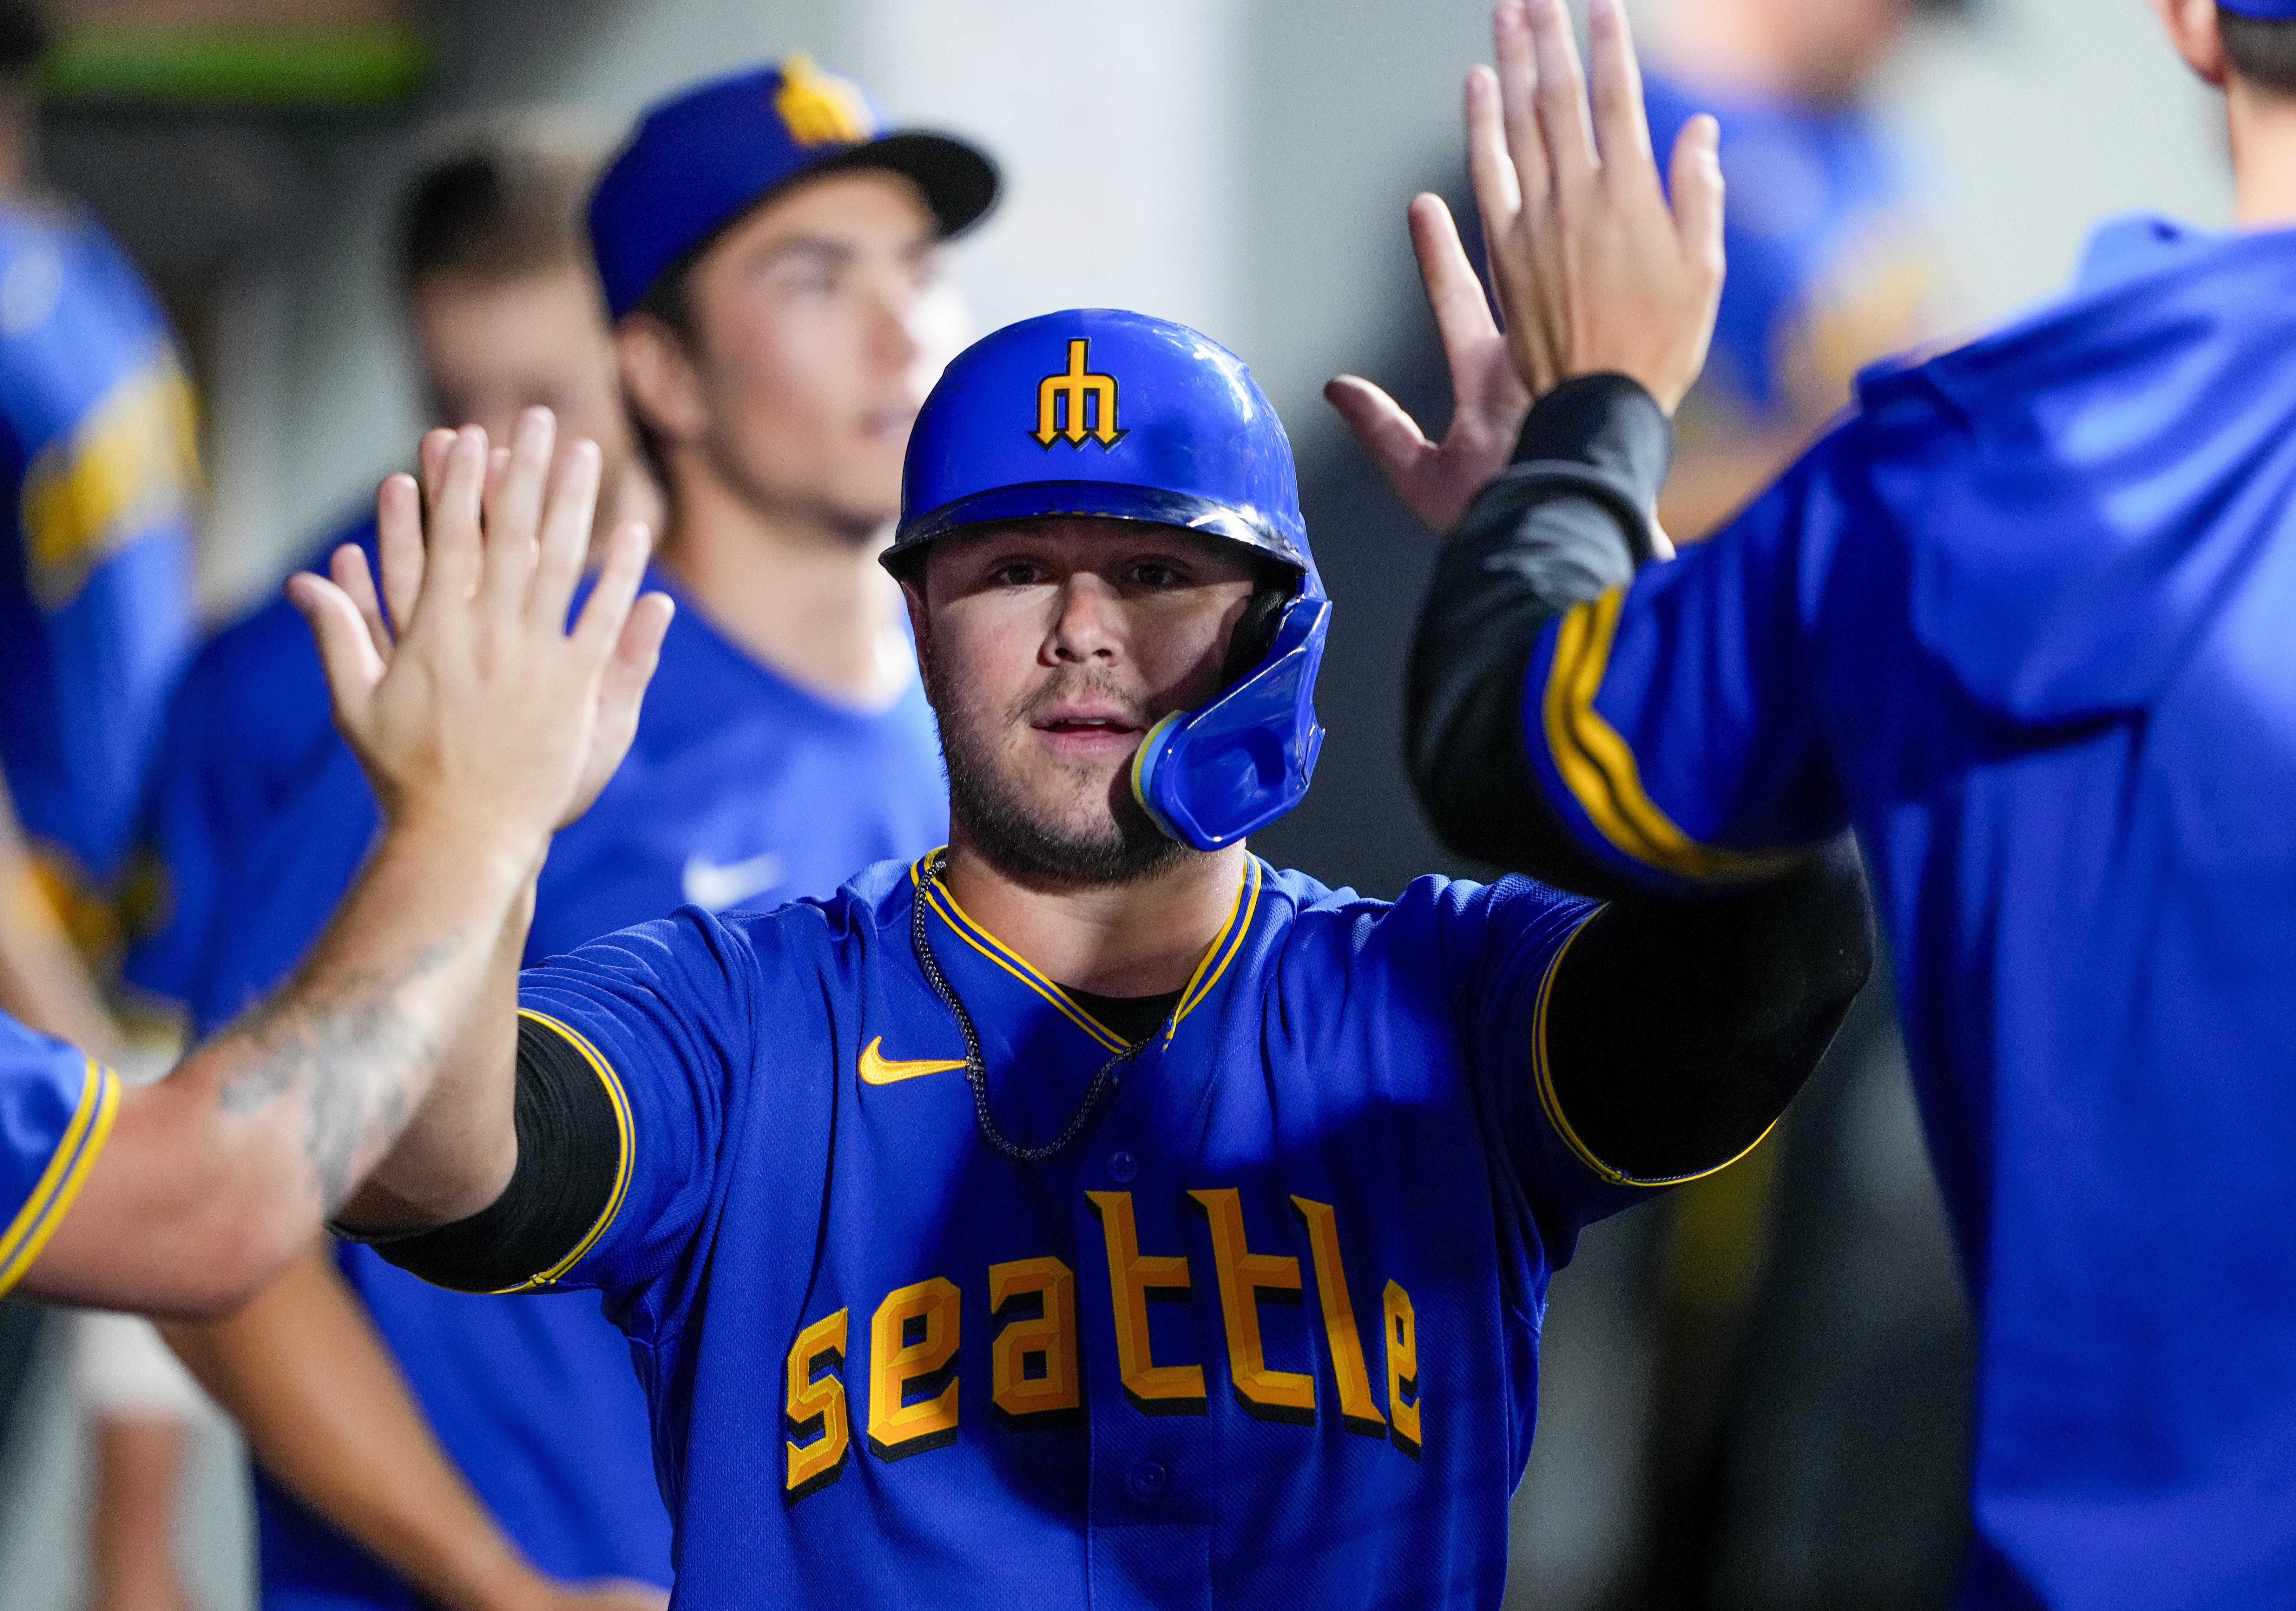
[928,658,1191,891]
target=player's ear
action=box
[614,313,710,452]
[895,568,934,693]
[2150,0,2231,87]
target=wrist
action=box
[1513,375,1674,508]
[424,1531,550,1611]
[372,813,548,894]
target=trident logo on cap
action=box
[774,54,873,147]
[1033,340,1126,449]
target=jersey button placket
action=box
[1106,1149,1138,1183]
[1127,1460,1169,1500]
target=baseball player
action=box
[0,414,668,1320]
[302,304,1873,1608]
[161,60,995,1611]
[1366,1,2296,1605]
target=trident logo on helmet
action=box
[1032,339,1126,449]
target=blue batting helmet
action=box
[890,308,1329,851]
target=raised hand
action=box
[1473,0,1724,412]
[287,408,674,858]
[1326,194,1534,538]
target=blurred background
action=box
[0,0,2237,1606]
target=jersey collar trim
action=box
[907,852,1262,1051]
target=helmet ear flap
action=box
[1220,570,1295,689]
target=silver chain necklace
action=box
[908,850,1152,1163]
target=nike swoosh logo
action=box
[858,1036,968,1087]
[681,850,785,913]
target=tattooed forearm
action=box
[220,939,457,1214]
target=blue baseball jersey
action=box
[125,521,373,1010]
[0,199,196,885]
[0,1011,117,1299]
[505,853,1641,1608]
[1644,70,1931,428]
[180,567,947,1609]
[1521,215,2296,1608]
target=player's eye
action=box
[1126,560,1185,590]
[986,559,1050,587]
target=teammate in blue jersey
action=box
[164,65,990,1611]
[309,293,1872,1609]
[1366,2,2296,1606]
[0,5,196,927]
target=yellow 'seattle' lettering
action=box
[1034,339,1124,448]
[1190,1189,1315,1424]
[1383,1280,1422,1461]
[868,1277,961,1460]
[989,1257,1080,1424]
[1086,1190,1206,1414]
[783,1309,851,1499]
[1290,1196,1386,1437]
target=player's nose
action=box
[1045,572,1125,664]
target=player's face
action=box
[411,265,634,501]
[671,169,967,537]
[910,519,1261,887]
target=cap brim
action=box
[814,131,999,241]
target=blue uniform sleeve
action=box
[1404,877,1646,1241]
[0,324,198,884]
[0,1011,119,1297]
[1523,430,1865,889]
[510,910,757,1306]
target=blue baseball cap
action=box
[589,55,997,320]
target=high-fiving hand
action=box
[286,407,674,860]
[1329,0,1726,538]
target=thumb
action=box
[1324,375,1433,484]
[287,572,385,735]
[1668,114,1725,295]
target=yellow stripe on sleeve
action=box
[1542,588,1811,884]
[497,1012,635,1293]
[1530,915,1777,1190]
[0,1058,122,1297]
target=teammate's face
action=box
[411,265,633,497]
[909,519,1260,887]
[651,169,967,537]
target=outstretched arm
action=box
[18,410,671,1314]
[163,1244,667,1611]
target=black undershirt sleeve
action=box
[1408,372,1672,899]
[1544,842,1873,1182]
[358,1015,624,1295]
[1406,374,1874,1181]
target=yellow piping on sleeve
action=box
[497,1012,634,1293]
[1543,588,1811,883]
[0,1058,121,1297]
[1530,913,1778,1190]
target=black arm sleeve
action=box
[1546,839,1874,1182]
[1407,372,1672,898]
[1410,378,1874,1175]
[362,1015,622,1294]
